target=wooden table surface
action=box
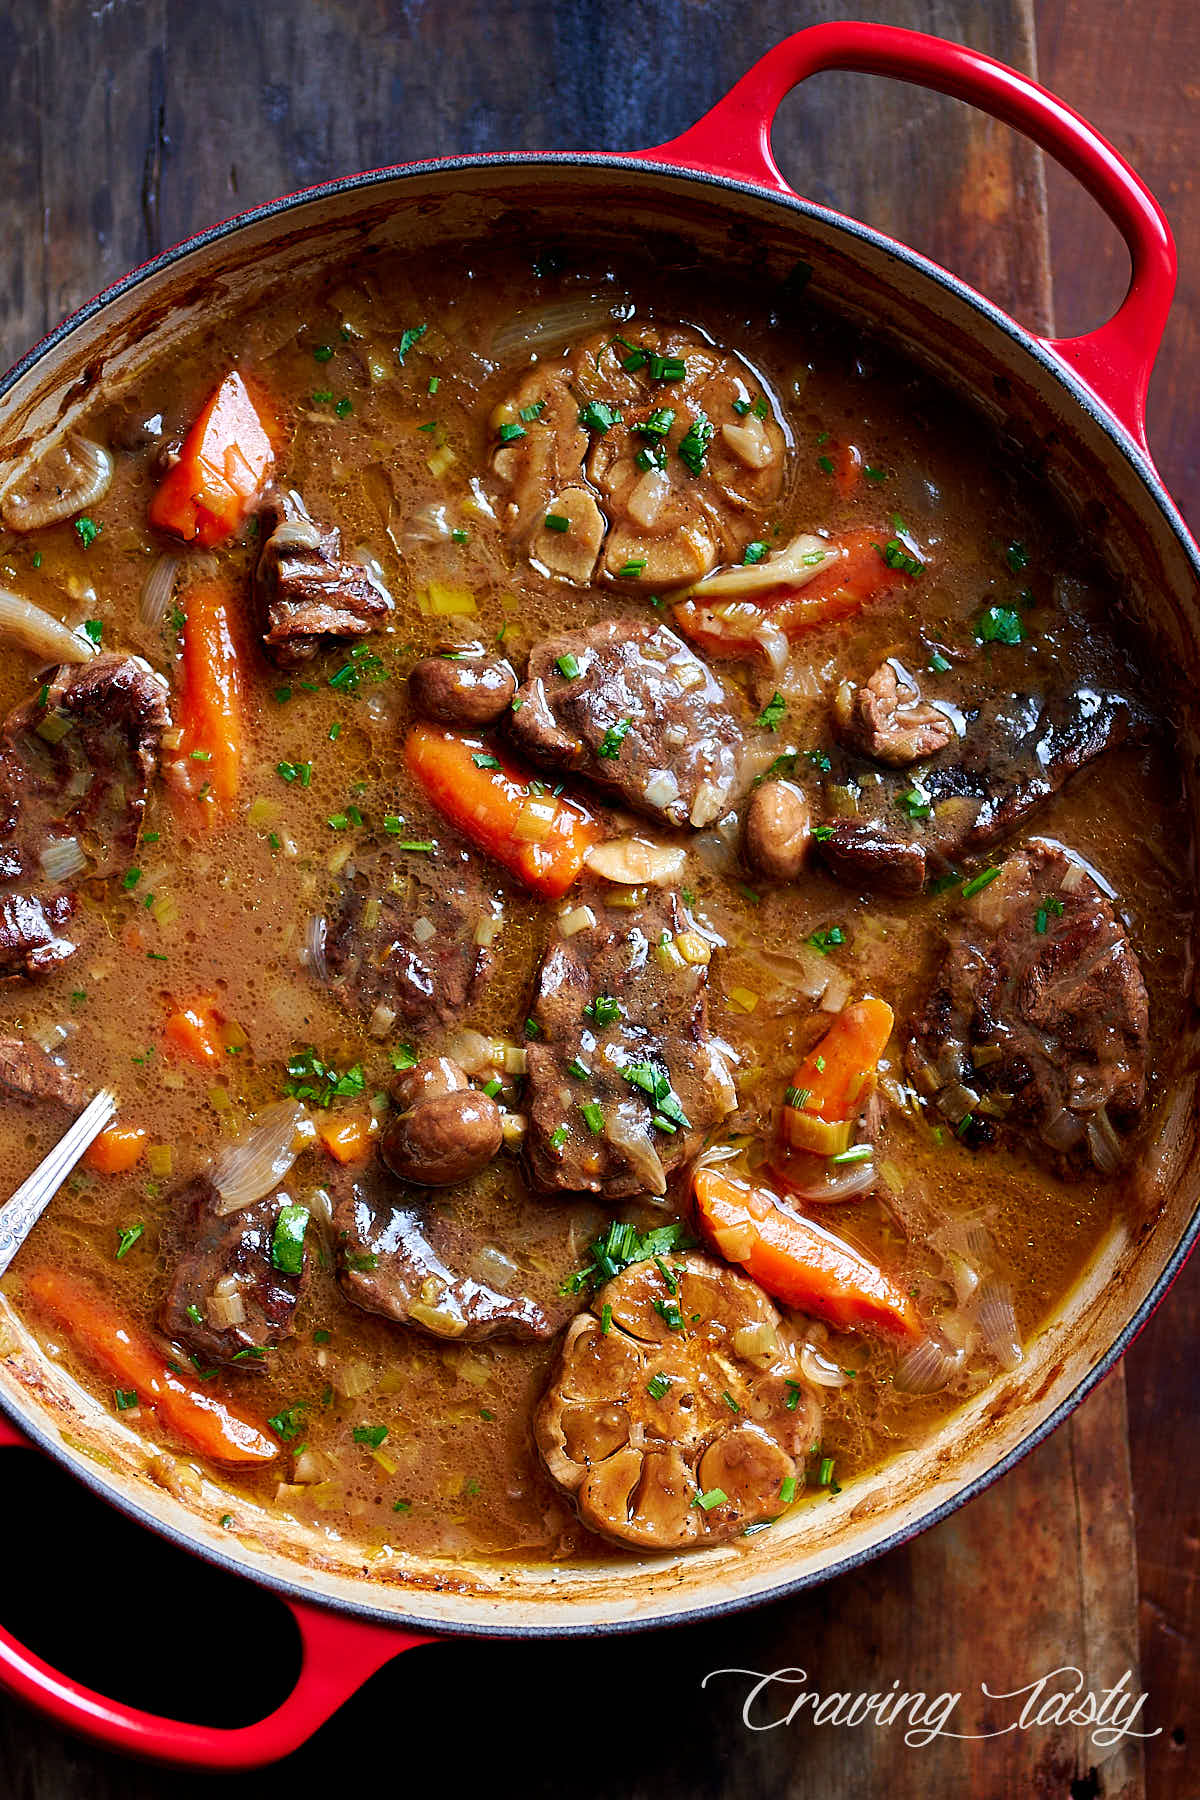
[0,2,1195,1796]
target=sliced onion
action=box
[936,1080,980,1125]
[800,1341,851,1388]
[945,1250,980,1307]
[139,553,180,632]
[491,294,632,361]
[1086,1104,1123,1175]
[819,968,853,1014]
[976,1280,1023,1372]
[367,1001,397,1039]
[303,914,328,982]
[895,1335,964,1395]
[1,434,113,531]
[469,1245,519,1290]
[207,1290,246,1329]
[605,1107,667,1196]
[584,837,686,887]
[641,769,681,812]
[689,532,831,600]
[0,587,96,664]
[411,915,437,945]
[210,1101,315,1215]
[442,1028,493,1076]
[732,1320,781,1367]
[752,621,790,677]
[1041,1106,1086,1152]
[778,1152,876,1203]
[39,836,87,884]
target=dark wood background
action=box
[0,2,1195,1796]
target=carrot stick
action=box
[404,724,600,899]
[673,528,914,660]
[170,580,243,823]
[149,370,275,547]
[23,1268,280,1465]
[778,998,894,1162]
[831,440,863,500]
[83,1125,148,1174]
[693,1166,921,1340]
[164,1000,224,1067]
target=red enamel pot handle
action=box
[635,21,1176,454]
[0,1413,434,1768]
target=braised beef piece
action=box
[809,679,1147,894]
[906,840,1149,1170]
[523,889,737,1201]
[0,655,170,976]
[254,489,391,667]
[322,846,495,1031]
[833,661,954,767]
[509,619,744,828]
[334,1157,551,1342]
[158,1175,308,1368]
[0,1036,83,1110]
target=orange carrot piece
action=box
[673,528,914,661]
[316,1112,373,1164]
[171,580,243,822]
[23,1268,280,1465]
[149,370,275,547]
[83,1124,149,1174]
[786,998,894,1126]
[693,1166,921,1341]
[404,724,600,899]
[164,1000,224,1068]
[832,440,863,500]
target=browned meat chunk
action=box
[535,1251,821,1552]
[158,1175,308,1368]
[808,679,1146,895]
[321,847,495,1031]
[0,1036,84,1110]
[334,1158,550,1341]
[491,323,785,589]
[523,890,737,1201]
[254,489,390,667]
[509,619,744,828]
[0,655,170,976]
[409,653,516,726]
[833,661,955,766]
[381,1056,502,1186]
[814,820,928,896]
[906,840,1149,1170]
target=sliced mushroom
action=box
[583,836,688,886]
[687,531,833,600]
[535,1250,821,1551]
[1,435,113,532]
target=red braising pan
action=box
[0,21,1195,1768]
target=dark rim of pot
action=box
[1,150,1198,1643]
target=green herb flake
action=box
[678,412,714,476]
[743,541,769,565]
[975,605,1024,645]
[74,517,101,548]
[312,344,334,362]
[352,1424,388,1449]
[271,1204,310,1276]
[115,1222,145,1260]
[556,652,581,680]
[756,691,786,731]
[544,512,570,534]
[693,1486,728,1511]
[597,718,631,759]
[395,324,427,364]
[646,1373,672,1401]
[807,926,845,954]
[878,537,924,577]
[961,866,1001,899]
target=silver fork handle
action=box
[0,1089,118,1279]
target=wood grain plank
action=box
[0,3,1149,1797]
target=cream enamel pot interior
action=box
[0,21,1196,1770]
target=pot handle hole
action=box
[0,1411,434,1769]
[637,21,1175,454]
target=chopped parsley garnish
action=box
[877,537,924,577]
[817,454,835,475]
[975,604,1024,645]
[806,749,832,772]
[597,718,631,758]
[451,528,469,544]
[677,412,713,475]
[961,866,1001,899]
[74,516,101,548]
[472,752,501,770]
[523,1016,541,1039]
[779,1475,798,1504]
[283,1048,365,1108]
[1005,541,1030,572]
[646,1374,672,1401]
[634,446,666,472]
[312,344,333,362]
[756,691,787,731]
[637,408,675,438]
[584,993,622,1027]
[544,513,570,533]
[390,1043,418,1071]
[579,1100,605,1135]
[648,353,686,381]
[549,1124,569,1150]
[813,824,834,842]
[831,1144,873,1165]
[115,1222,144,1261]
[82,619,103,646]
[497,421,526,443]
[556,653,581,680]
[518,400,545,423]
[743,541,769,565]
[352,1425,388,1448]
[807,926,845,953]
[578,400,622,434]
[268,1404,308,1443]
[335,397,352,418]
[620,1059,691,1134]
[783,1085,812,1110]
[276,760,313,786]
[928,649,952,673]
[271,1204,310,1276]
[785,1381,802,1412]
[898,785,932,820]
[566,1057,591,1081]
[114,1388,139,1411]
[395,324,427,364]
[653,1297,685,1331]
[561,1219,696,1295]
[122,868,142,890]
[693,1486,727,1511]
[617,559,646,579]
[864,465,888,484]
[1035,895,1066,934]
